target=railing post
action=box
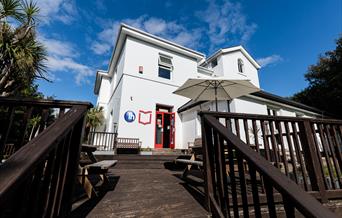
[113,132,118,155]
[298,120,327,202]
[201,114,214,212]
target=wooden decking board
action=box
[75,155,208,217]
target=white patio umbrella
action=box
[173,77,260,111]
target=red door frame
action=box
[154,111,175,149]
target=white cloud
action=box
[46,56,92,85]
[257,55,283,67]
[196,0,257,52]
[90,41,112,55]
[37,0,78,25]
[90,1,257,56]
[39,35,93,85]
[39,36,78,58]
[90,16,203,55]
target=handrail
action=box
[0,104,88,217]
[202,111,342,124]
[201,114,338,217]
[0,96,92,108]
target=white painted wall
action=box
[109,36,200,149]
[96,77,111,128]
[103,45,127,133]
[124,37,198,86]
[230,97,267,115]
[218,51,260,88]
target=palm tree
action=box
[0,0,47,97]
[86,107,105,131]
[85,107,104,142]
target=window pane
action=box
[158,67,171,79]
[159,56,172,65]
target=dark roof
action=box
[251,91,325,114]
[177,90,326,115]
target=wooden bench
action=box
[116,137,140,154]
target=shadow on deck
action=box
[70,155,209,218]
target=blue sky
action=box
[36,0,342,104]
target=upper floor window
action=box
[211,58,218,68]
[158,54,173,79]
[238,58,244,73]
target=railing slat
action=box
[260,120,271,161]
[291,122,309,191]
[284,121,300,184]
[325,124,342,186]
[331,125,342,188]
[264,179,277,217]
[318,123,335,189]
[236,151,249,217]
[269,120,280,168]
[227,145,239,217]
[276,121,289,176]
[249,163,261,218]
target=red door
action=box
[155,112,175,149]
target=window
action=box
[211,58,218,68]
[238,58,244,73]
[158,54,173,79]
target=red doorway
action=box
[155,106,175,149]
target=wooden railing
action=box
[0,98,91,217]
[87,132,140,153]
[200,112,339,217]
[87,131,117,151]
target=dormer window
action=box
[238,58,244,73]
[158,54,173,79]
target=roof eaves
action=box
[107,24,206,78]
[205,46,261,69]
[94,70,110,95]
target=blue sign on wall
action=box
[124,111,136,123]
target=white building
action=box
[94,24,325,150]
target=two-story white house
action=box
[94,24,325,150]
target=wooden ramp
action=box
[73,155,208,217]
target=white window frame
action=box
[158,53,173,80]
[158,53,173,70]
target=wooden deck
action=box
[71,155,208,217]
